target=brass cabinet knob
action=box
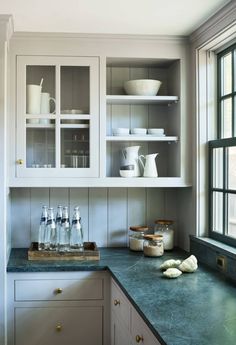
[136,335,144,343]
[56,324,62,332]
[54,288,63,294]
[16,159,23,165]
[114,299,120,306]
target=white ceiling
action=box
[0,0,232,36]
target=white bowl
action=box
[113,128,130,136]
[148,128,164,135]
[131,128,147,135]
[119,170,135,178]
[124,79,162,96]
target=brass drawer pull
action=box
[56,323,62,332]
[136,335,144,343]
[54,288,63,294]
[114,299,120,306]
[16,159,24,165]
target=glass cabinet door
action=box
[16,56,99,178]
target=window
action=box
[209,43,236,247]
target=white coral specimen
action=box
[160,259,182,270]
[179,255,198,273]
[163,268,182,278]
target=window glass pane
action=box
[228,146,236,189]
[60,66,90,114]
[234,50,236,92]
[61,124,90,168]
[212,148,223,188]
[26,125,55,168]
[227,194,236,239]
[212,192,223,233]
[221,98,232,138]
[221,52,232,96]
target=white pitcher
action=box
[121,146,141,177]
[139,153,159,177]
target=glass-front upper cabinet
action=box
[16,56,99,178]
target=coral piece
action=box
[163,268,182,278]
[160,259,182,270]
[179,255,198,273]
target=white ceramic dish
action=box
[113,128,130,136]
[119,170,135,178]
[124,79,162,96]
[147,128,164,135]
[61,109,84,114]
[131,128,147,135]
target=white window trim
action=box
[194,21,236,239]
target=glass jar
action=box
[154,219,174,250]
[143,235,164,257]
[129,226,148,251]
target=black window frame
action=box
[209,43,236,248]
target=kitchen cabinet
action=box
[7,271,110,345]
[111,279,160,345]
[105,58,188,187]
[15,55,99,178]
[9,37,190,187]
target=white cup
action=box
[40,92,56,114]
[26,84,42,114]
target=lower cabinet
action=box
[111,279,161,345]
[7,271,110,345]
[8,272,161,345]
[15,306,102,345]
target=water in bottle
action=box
[44,207,57,250]
[55,205,63,248]
[70,206,83,251]
[58,206,70,252]
[38,206,48,251]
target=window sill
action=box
[190,235,236,283]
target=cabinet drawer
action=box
[15,306,103,345]
[111,281,131,331]
[131,307,160,345]
[15,278,103,301]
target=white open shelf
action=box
[106,95,179,105]
[9,177,191,188]
[106,135,178,142]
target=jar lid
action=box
[143,234,163,240]
[154,219,174,225]
[129,226,149,232]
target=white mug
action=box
[40,92,56,114]
[40,93,56,125]
[26,84,42,114]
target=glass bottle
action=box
[70,206,83,251]
[38,206,48,251]
[58,206,70,252]
[55,205,63,248]
[143,235,164,257]
[154,219,174,250]
[44,208,57,251]
[129,226,148,251]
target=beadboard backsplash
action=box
[10,187,178,248]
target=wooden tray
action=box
[28,242,100,261]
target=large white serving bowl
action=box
[124,79,162,96]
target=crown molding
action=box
[190,0,236,46]
[12,31,188,43]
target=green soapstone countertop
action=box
[7,247,236,345]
